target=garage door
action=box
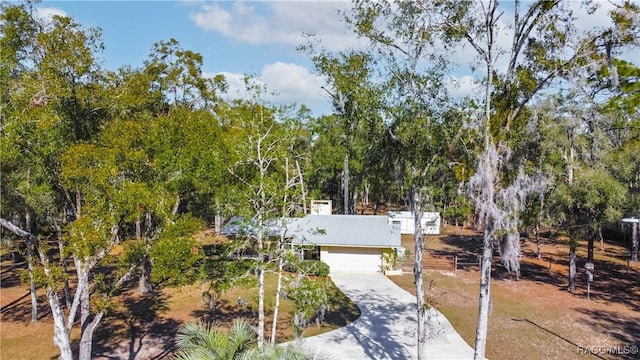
[320,246,382,273]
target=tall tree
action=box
[305,49,384,214]
[1,1,108,327]
[435,2,639,357]
[223,85,301,347]
[348,1,640,359]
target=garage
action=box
[320,246,383,273]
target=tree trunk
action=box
[270,254,284,344]
[568,247,576,292]
[214,198,222,234]
[295,159,307,215]
[138,256,152,294]
[25,211,39,322]
[587,228,594,263]
[474,225,493,360]
[412,187,427,360]
[79,312,104,360]
[632,222,638,263]
[138,212,153,294]
[57,227,72,309]
[172,193,181,216]
[343,153,349,215]
[598,226,604,252]
[47,287,74,360]
[535,222,541,259]
[135,216,141,241]
[257,265,265,348]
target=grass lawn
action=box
[392,226,640,360]
[0,233,360,359]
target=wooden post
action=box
[627,258,630,277]
[454,256,458,272]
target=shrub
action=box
[287,276,330,330]
[285,260,330,277]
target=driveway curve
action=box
[298,273,475,360]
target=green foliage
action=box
[287,276,330,330]
[570,169,627,226]
[174,318,326,360]
[284,260,330,277]
[201,257,257,302]
[150,215,204,286]
[64,213,116,260]
[174,318,257,360]
[239,342,332,360]
[382,247,409,272]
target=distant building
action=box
[310,200,332,215]
[387,211,441,235]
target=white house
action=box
[387,211,441,235]
[309,200,332,215]
[221,214,402,273]
[287,215,401,273]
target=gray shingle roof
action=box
[287,215,401,248]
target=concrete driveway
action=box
[297,273,476,360]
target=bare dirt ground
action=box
[0,254,358,360]
[393,226,640,360]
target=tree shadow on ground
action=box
[425,233,640,312]
[190,298,256,324]
[573,307,640,360]
[92,289,177,360]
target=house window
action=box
[303,246,320,260]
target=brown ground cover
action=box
[0,233,359,360]
[393,226,640,360]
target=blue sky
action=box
[39,1,361,115]
[36,1,637,117]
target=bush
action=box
[287,276,330,330]
[285,260,330,277]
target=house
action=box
[309,200,332,215]
[287,215,401,273]
[387,211,441,235]
[220,214,402,273]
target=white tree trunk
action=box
[56,223,72,309]
[257,265,265,348]
[26,244,39,322]
[270,256,284,344]
[47,288,73,360]
[79,312,104,360]
[474,226,493,360]
[25,211,39,322]
[296,159,307,214]
[0,218,130,360]
[569,249,576,292]
[631,222,638,263]
[343,153,349,215]
[412,188,428,359]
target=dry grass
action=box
[0,248,359,359]
[393,226,640,360]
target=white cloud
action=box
[189,1,360,51]
[261,62,327,104]
[34,7,68,24]
[211,62,330,112]
[445,75,482,99]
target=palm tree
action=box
[239,341,332,360]
[174,319,256,360]
[173,319,332,360]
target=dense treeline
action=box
[1,1,638,359]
